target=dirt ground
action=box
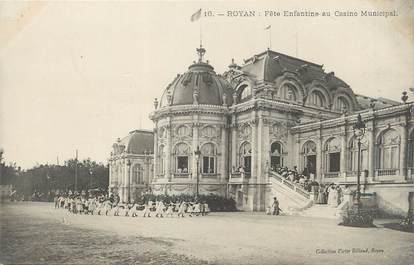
[1,202,413,265]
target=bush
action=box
[141,193,237,212]
[340,205,375,227]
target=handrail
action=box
[269,171,311,200]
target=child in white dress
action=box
[187,202,193,217]
[177,201,186,218]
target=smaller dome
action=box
[112,130,154,155]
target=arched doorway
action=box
[270,142,286,169]
[303,141,317,177]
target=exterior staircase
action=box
[268,171,343,219]
[268,171,313,212]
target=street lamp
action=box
[194,146,201,198]
[127,159,131,203]
[353,113,366,213]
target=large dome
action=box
[159,46,233,107]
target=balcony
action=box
[229,172,250,184]
[323,172,339,178]
[173,173,190,179]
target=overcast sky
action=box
[1,0,413,168]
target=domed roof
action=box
[112,130,154,155]
[159,46,233,107]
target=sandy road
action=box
[1,202,413,265]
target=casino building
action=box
[109,46,414,216]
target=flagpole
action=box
[200,17,202,47]
[269,27,272,49]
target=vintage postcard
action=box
[0,1,413,265]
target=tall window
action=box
[378,129,400,169]
[240,142,252,173]
[270,142,286,169]
[308,91,325,107]
[132,164,143,184]
[324,137,341,172]
[334,97,349,112]
[279,84,297,101]
[348,136,368,171]
[158,145,165,174]
[174,143,191,173]
[201,143,216,174]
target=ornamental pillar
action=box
[400,123,408,180]
[251,118,258,182]
[221,125,228,182]
[257,115,263,182]
[262,118,270,183]
[316,132,323,183]
[231,123,238,172]
[192,122,200,180]
[367,124,375,181]
[153,128,158,180]
[340,131,347,178]
[165,125,171,181]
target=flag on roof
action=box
[191,9,202,22]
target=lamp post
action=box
[127,159,131,203]
[353,114,366,213]
[194,146,201,198]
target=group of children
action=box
[54,194,210,218]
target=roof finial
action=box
[196,45,206,63]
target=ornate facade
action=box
[111,47,414,214]
[109,130,153,203]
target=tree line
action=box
[0,157,109,197]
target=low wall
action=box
[365,183,414,218]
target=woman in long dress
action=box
[271,197,280,215]
[329,186,338,207]
[316,186,326,204]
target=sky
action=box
[0,0,413,168]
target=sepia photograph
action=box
[1,1,413,265]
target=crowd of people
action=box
[54,192,210,218]
[271,166,320,192]
[315,184,343,207]
[271,166,344,206]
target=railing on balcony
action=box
[173,173,190,178]
[201,173,218,179]
[375,169,398,176]
[268,171,310,200]
[324,172,340,178]
[229,171,250,183]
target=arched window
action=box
[270,142,286,169]
[201,143,216,174]
[279,84,297,101]
[177,125,190,137]
[132,164,144,184]
[240,142,252,173]
[302,141,317,175]
[307,91,325,107]
[174,143,191,174]
[348,136,368,172]
[238,84,252,102]
[324,137,341,173]
[334,97,349,112]
[158,145,165,175]
[378,129,400,169]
